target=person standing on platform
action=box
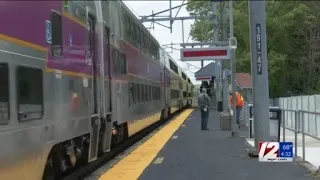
[229,90,244,128]
[198,88,211,130]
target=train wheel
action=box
[112,124,124,146]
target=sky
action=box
[123,1,213,85]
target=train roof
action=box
[161,48,193,83]
[120,1,160,47]
[120,1,193,84]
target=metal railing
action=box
[281,109,320,162]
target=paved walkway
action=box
[139,109,316,180]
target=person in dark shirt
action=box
[198,88,211,130]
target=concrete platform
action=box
[139,110,316,180]
[92,109,317,180]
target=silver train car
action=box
[0,1,194,179]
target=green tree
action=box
[186,0,320,97]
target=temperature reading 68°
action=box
[282,144,293,150]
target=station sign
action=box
[180,47,230,61]
[195,76,212,81]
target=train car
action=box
[0,1,193,180]
[179,68,189,108]
[162,50,183,114]
[187,77,194,106]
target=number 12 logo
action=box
[259,142,279,159]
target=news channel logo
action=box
[258,142,293,162]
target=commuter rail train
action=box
[0,1,194,179]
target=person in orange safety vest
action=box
[229,90,244,128]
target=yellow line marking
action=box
[0,34,48,52]
[98,109,193,180]
[153,157,164,164]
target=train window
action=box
[150,86,153,101]
[132,83,136,104]
[183,91,187,98]
[148,85,151,102]
[182,73,186,80]
[112,48,120,74]
[142,33,147,53]
[157,87,161,100]
[141,84,144,102]
[149,85,152,102]
[133,24,138,45]
[171,90,179,99]
[17,66,44,121]
[169,60,178,74]
[119,52,127,74]
[0,63,9,124]
[149,39,153,57]
[129,83,133,106]
[51,11,63,57]
[142,84,146,102]
[144,85,148,102]
[137,27,142,47]
[136,28,141,47]
[155,49,159,61]
[131,23,135,40]
[137,84,141,103]
[152,44,154,58]
[154,87,157,100]
[146,85,148,102]
[125,15,131,38]
[145,85,147,102]
[153,44,157,60]
[139,30,144,49]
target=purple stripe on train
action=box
[0,1,162,82]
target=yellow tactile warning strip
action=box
[98,109,194,180]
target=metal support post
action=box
[282,110,285,142]
[249,1,270,147]
[169,0,172,33]
[315,94,318,136]
[294,111,298,158]
[229,0,239,137]
[181,20,185,43]
[302,112,305,161]
[211,0,218,108]
[221,1,229,112]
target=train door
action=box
[87,14,100,162]
[101,26,113,153]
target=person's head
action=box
[228,90,233,95]
[202,88,207,94]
